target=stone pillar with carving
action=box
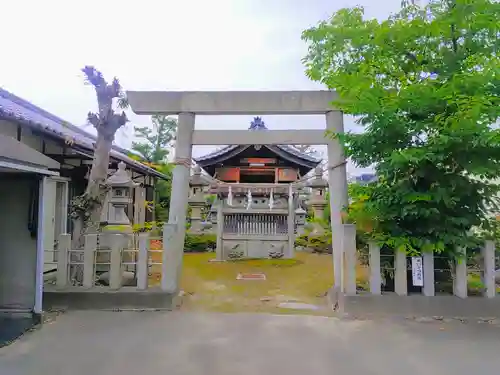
[306,166,328,233]
[188,165,209,233]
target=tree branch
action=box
[82,66,106,88]
[87,112,100,128]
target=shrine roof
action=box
[193,117,322,168]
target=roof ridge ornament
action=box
[249,116,267,131]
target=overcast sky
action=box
[0,0,402,175]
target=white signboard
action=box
[411,256,424,286]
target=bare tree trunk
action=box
[71,135,113,247]
[68,66,128,285]
[70,135,113,284]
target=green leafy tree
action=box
[302,0,500,255]
[152,163,173,222]
[132,115,177,163]
[131,115,177,222]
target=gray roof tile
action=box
[0,88,166,179]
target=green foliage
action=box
[70,192,105,220]
[184,233,217,253]
[132,221,163,236]
[133,222,216,252]
[294,234,309,248]
[305,215,330,229]
[308,233,333,254]
[294,232,332,254]
[131,115,177,163]
[130,115,176,221]
[302,0,500,255]
[153,163,173,218]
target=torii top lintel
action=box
[126,90,339,115]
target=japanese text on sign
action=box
[411,257,423,286]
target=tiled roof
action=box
[194,116,322,164]
[0,88,167,179]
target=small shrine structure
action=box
[193,117,321,260]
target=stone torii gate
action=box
[127,90,352,294]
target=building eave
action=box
[0,106,168,181]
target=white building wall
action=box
[0,174,38,311]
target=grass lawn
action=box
[148,251,497,314]
[153,252,369,315]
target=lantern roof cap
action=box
[107,162,139,187]
[190,165,209,187]
[295,206,306,214]
[307,166,328,188]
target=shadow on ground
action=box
[0,316,38,348]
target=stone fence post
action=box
[109,234,123,290]
[422,252,435,297]
[343,224,357,296]
[56,234,71,288]
[368,241,381,295]
[137,233,150,290]
[394,250,407,296]
[161,223,179,292]
[482,240,496,298]
[453,247,468,299]
[83,234,97,288]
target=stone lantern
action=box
[306,166,328,233]
[106,162,139,226]
[98,162,139,277]
[101,161,139,245]
[188,165,209,232]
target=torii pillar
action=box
[326,111,350,292]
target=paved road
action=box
[1,311,500,375]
